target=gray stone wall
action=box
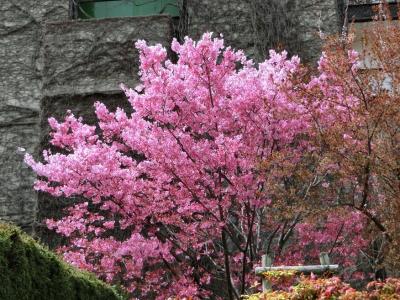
[42,16,173,97]
[288,0,341,62]
[0,0,69,231]
[185,0,256,57]
[185,0,340,63]
[37,16,173,246]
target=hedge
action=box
[0,223,126,300]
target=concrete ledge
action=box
[42,15,173,97]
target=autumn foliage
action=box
[246,276,400,300]
[25,4,400,299]
[301,4,400,277]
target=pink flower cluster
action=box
[25,34,367,298]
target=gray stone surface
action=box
[42,16,173,97]
[186,0,256,57]
[185,0,340,63]
[0,0,69,231]
[0,106,38,230]
[288,0,340,63]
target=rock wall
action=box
[0,0,69,231]
[185,0,256,57]
[287,0,341,63]
[185,0,340,63]
[37,15,173,246]
[42,16,173,97]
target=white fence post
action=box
[261,254,272,292]
[319,252,331,266]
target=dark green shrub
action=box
[0,223,126,300]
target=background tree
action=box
[296,2,400,279]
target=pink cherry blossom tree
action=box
[25,33,368,298]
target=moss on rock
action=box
[0,223,126,300]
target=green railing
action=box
[77,0,179,19]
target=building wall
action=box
[0,0,69,231]
[288,0,341,62]
[185,0,256,57]
[185,0,340,63]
